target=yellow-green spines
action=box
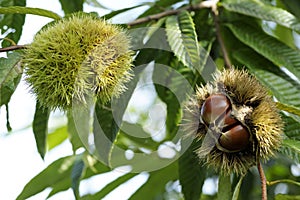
[183,68,283,175]
[23,14,133,110]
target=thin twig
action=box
[257,161,267,200]
[267,179,300,187]
[0,45,27,52]
[128,1,215,26]
[212,11,232,69]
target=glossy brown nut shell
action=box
[219,124,250,152]
[200,94,231,125]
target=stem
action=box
[257,161,267,200]
[212,11,232,69]
[267,179,300,187]
[0,45,27,52]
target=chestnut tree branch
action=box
[127,0,216,26]
[212,8,232,69]
[258,161,267,200]
[0,45,27,52]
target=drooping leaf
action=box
[179,140,205,200]
[0,51,23,106]
[280,139,300,163]
[33,101,50,159]
[165,11,200,71]
[0,0,26,47]
[16,155,75,200]
[228,24,300,81]
[58,0,83,14]
[129,162,178,200]
[0,6,61,20]
[85,0,110,10]
[81,173,137,200]
[47,126,68,150]
[71,156,85,199]
[222,0,300,34]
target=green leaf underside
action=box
[33,101,50,159]
[228,24,300,81]
[232,176,244,200]
[222,0,300,34]
[275,194,300,200]
[0,6,61,20]
[16,156,75,200]
[67,113,84,152]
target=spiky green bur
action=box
[23,14,133,110]
[183,69,283,175]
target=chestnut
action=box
[200,94,231,125]
[219,124,250,152]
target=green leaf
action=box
[71,156,85,199]
[165,11,200,71]
[179,140,205,200]
[58,0,83,14]
[281,0,300,19]
[218,174,232,200]
[0,0,26,47]
[0,6,61,20]
[129,162,178,200]
[228,23,300,81]
[33,101,50,159]
[280,139,300,163]
[281,114,300,140]
[16,155,75,200]
[47,126,68,150]
[0,51,23,106]
[233,48,300,108]
[275,194,300,200]
[276,102,300,117]
[81,173,137,200]
[232,176,244,200]
[222,0,300,34]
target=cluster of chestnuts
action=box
[184,68,283,175]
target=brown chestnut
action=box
[200,94,231,125]
[219,124,250,152]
